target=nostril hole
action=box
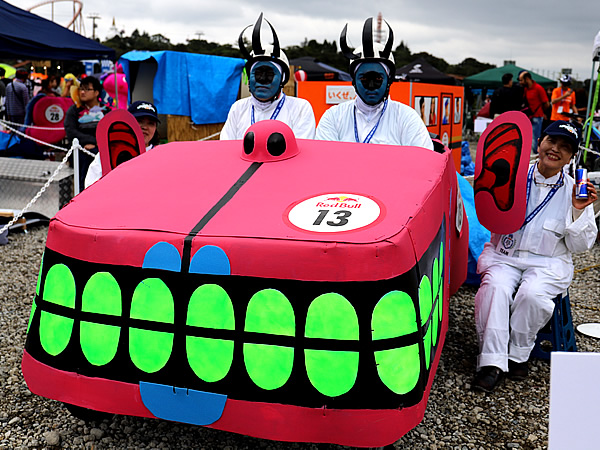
[267,132,286,156]
[244,131,255,155]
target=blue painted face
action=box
[249,61,283,102]
[354,62,389,106]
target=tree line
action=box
[101,30,495,77]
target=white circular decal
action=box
[44,105,64,123]
[287,193,382,233]
[456,184,464,234]
[442,132,449,147]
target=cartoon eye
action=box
[267,132,286,156]
[108,122,141,170]
[243,131,255,155]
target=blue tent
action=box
[0,0,114,60]
[119,51,245,125]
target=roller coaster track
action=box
[27,0,86,35]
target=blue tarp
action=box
[457,173,490,285]
[0,131,19,150]
[461,141,475,176]
[119,51,245,125]
[0,0,114,60]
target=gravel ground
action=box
[2,225,600,449]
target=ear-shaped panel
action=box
[474,111,532,234]
[97,109,146,177]
[241,120,299,163]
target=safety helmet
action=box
[340,17,396,81]
[238,13,290,87]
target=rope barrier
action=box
[0,118,71,131]
[0,119,96,157]
[0,117,221,240]
[198,131,221,141]
[0,139,81,237]
[579,143,600,158]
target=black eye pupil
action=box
[267,132,286,156]
[244,131,254,154]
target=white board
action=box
[549,352,600,449]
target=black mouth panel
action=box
[26,222,446,411]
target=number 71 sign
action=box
[285,193,383,233]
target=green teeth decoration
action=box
[187,284,235,382]
[244,289,295,390]
[372,291,420,394]
[418,275,433,370]
[438,243,444,324]
[431,256,440,347]
[129,278,174,373]
[28,257,44,334]
[80,272,122,366]
[39,264,75,356]
[305,293,359,397]
[34,238,445,398]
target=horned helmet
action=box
[340,17,396,92]
[238,13,291,88]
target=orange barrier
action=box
[297,81,465,171]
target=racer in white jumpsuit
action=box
[221,14,315,141]
[221,93,315,140]
[316,18,432,150]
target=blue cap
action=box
[541,120,581,153]
[128,101,160,123]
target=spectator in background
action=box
[0,67,5,120]
[518,71,549,154]
[5,68,31,125]
[477,96,492,119]
[24,76,58,126]
[575,87,588,117]
[550,74,577,121]
[490,73,523,118]
[60,73,79,98]
[0,67,5,101]
[64,76,111,188]
[0,67,9,88]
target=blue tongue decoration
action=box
[140,243,231,424]
[140,382,227,425]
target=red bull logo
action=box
[326,196,358,202]
[319,196,361,208]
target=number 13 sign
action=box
[285,193,384,233]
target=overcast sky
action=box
[8,0,600,81]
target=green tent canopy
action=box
[464,63,556,89]
[0,62,15,78]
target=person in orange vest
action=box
[550,74,578,122]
